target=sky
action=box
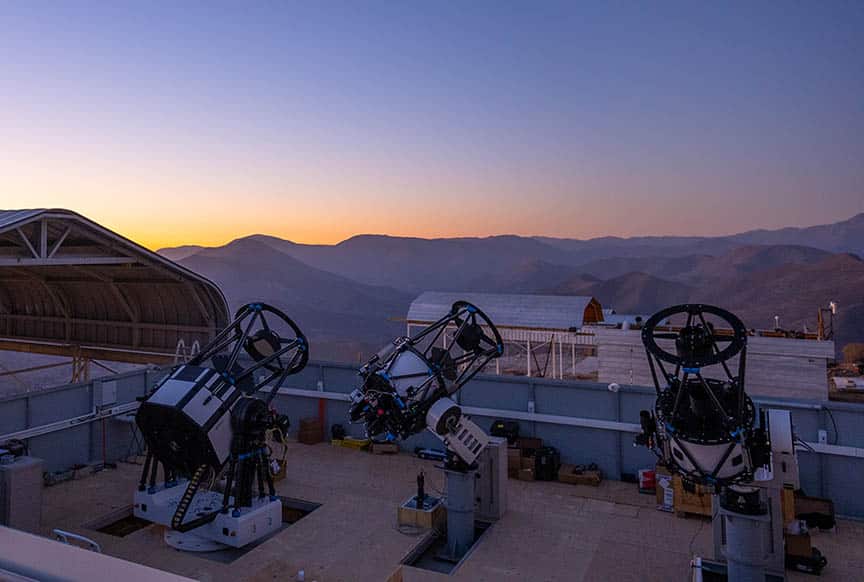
[1,1,862,249]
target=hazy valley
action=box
[160,213,864,363]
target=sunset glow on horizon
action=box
[1,2,862,250]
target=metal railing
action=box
[2,360,863,518]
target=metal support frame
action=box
[71,350,90,383]
[4,219,134,266]
[409,322,594,381]
[0,210,227,372]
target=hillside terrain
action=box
[160,213,864,359]
[179,239,409,362]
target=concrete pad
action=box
[28,441,864,581]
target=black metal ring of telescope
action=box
[450,300,504,356]
[641,304,747,368]
[232,303,309,375]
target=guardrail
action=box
[2,360,863,518]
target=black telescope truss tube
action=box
[136,302,308,531]
[189,302,309,407]
[350,301,504,440]
[637,304,757,487]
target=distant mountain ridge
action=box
[158,212,864,358]
[534,212,864,259]
[160,212,864,291]
[178,238,410,362]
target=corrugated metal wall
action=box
[596,328,835,400]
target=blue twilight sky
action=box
[0,1,862,248]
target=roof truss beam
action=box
[48,226,72,258]
[0,257,137,266]
[15,228,39,258]
[0,313,212,334]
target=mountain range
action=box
[161,213,864,361]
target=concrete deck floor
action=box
[38,442,864,582]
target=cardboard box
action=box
[516,437,542,456]
[655,464,674,512]
[517,467,535,482]
[507,447,521,478]
[785,532,812,558]
[558,464,602,486]
[520,456,535,472]
[794,492,835,530]
[371,442,399,455]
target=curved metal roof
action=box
[0,209,229,363]
[407,291,603,330]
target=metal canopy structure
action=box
[406,292,604,379]
[408,291,603,331]
[0,209,229,376]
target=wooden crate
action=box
[298,428,323,445]
[397,496,446,531]
[298,417,323,444]
[673,475,713,518]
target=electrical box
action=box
[475,437,507,522]
[0,456,44,534]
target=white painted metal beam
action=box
[4,384,863,462]
[0,401,140,441]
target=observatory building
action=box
[407,291,602,379]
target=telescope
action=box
[134,302,308,550]
[349,300,503,468]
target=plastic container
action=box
[638,469,656,494]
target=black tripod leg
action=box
[256,451,267,499]
[148,457,159,488]
[222,457,236,513]
[264,457,277,498]
[139,452,152,491]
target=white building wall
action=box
[595,328,835,400]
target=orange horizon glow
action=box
[2,2,862,253]
[11,195,859,253]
